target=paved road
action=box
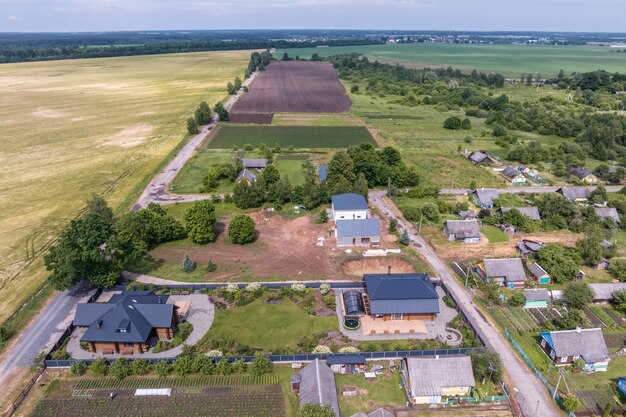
[0,282,96,382]
[132,71,259,210]
[369,190,562,417]
[440,185,622,195]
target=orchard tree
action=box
[535,244,580,284]
[228,214,256,244]
[612,289,626,314]
[184,200,216,244]
[469,349,503,383]
[576,236,604,266]
[564,282,593,309]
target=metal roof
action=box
[318,164,328,181]
[558,187,590,200]
[336,219,380,238]
[589,283,626,301]
[406,356,475,397]
[242,158,268,169]
[595,207,621,223]
[364,273,439,315]
[444,219,480,239]
[332,193,368,211]
[483,258,527,282]
[473,189,501,207]
[569,167,593,179]
[298,359,340,417]
[502,165,522,179]
[327,354,366,365]
[500,207,541,221]
[75,291,173,344]
[541,328,609,363]
[528,262,549,279]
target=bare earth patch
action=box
[31,107,65,118]
[341,256,415,276]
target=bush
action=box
[562,394,582,412]
[389,219,397,233]
[399,230,410,245]
[89,358,108,376]
[564,282,593,309]
[250,353,273,376]
[206,259,217,272]
[155,360,171,377]
[130,358,151,376]
[443,116,462,130]
[301,404,335,417]
[109,358,130,379]
[319,284,331,295]
[312,345,332,354]
[319,209,329,223]
[70,361,87,376]
[339,346,360,353]
[182,253,196,273]
[228,214,256,244]
[508,292,526,307]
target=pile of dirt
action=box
[341,256,416,276]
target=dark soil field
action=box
[229,112,274,124]
[207,125,376,149]
[231,61,351,113]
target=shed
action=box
[402,355,475,404]
[468,151,497,165]
[298,359,340,416]
[528,262,551,285]
[516,239,544,256]
[595,207,621,223]
[327,354,366,374]
[443,219,480,243]
[524,288,550,308]
[472,189,501,208]
[318,164,328,182]
[499,207,541,221]
[589,283,626,303]
[335,219,380,247]
[459,210,478,220]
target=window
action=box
[361,238,371,244]
[540,339,546,348]
[573,355,580,360]
[390,313,403,320]
[550,350,555,359]
[560,357,568,363]
[123,343,133,348]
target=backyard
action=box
[335,369,406,416]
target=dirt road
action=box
[132,71,259,210]
[369,190,562,417]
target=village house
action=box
[73,291,176,354]
[242,158,268,170]
[588,283,626,304]
[472,189,501,208]
[595,207,621,223]
[528,262,551,285]
[335,218,380,247]
[476,258,527,289]
[468,151,498,166]
[500,165,527,186]
[516,239,544,256]
[569,167,598,184]
[498,206,541,221]
[459,210,478,220]
[524,288,550,308]
[557,187,590,202]
[402,355,475,404]
[291,359,340,417]
[331,193,369,220]
[235,168,257,184]
[539,328,610,372]
[443,219,480,243]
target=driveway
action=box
[369,190,562,417]
[66,294,214,359]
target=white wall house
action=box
[331,193,368,221]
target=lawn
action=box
[273,43,626,76]
[0,50,250,322]
[202,298,339,351]
[335,370,406,416]
[274,155,308,186]
[207,125,376,149]
[171,151,235,194]
[481,226,509,244]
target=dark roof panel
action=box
[332,193,368,211]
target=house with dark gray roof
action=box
[242,158,268,170]
[235,168,257,184]
[589,283,626,303]
[595,207,621,223]
[363,273,439,321]
[73,291,176,354]
[468,151,498,166]
[569,167,598,184]
[472,189,501,208]
[528,262,551,285]
[295,359,340,417]
[459,210,478,220]
[501,165,527,186]
[335,219,380,247]
[539,328,610,371]
[557,187,590,201]
[331,193,369,221]
[498,206,541,221]
[402,355,475,404]
[476,258,527,289]
[443,219,480,243]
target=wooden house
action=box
[476,258,527,289]
[539,328,610,372]
[443,219,480,243]
[524,288,550,308]
[528,262,551,285]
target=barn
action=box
[335,219,380,247]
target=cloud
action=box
[8,15,23,21]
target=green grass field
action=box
[171,151,234,194]
[274,155,308,186]
[202,298,338,351]
[481,225,509,243]
[274,43,626,76]
[208,125,376,149]
[335,371,406,416]
[0,50,250,321]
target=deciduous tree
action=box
[184,200,216,244]
[228,214,256,244]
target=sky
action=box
[2,0,626,33]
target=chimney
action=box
[96,320,103,329]
[576,326,582,333]
[388,265,392,275]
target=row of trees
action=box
[45,196,221,289]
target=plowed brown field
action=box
[231,61,351,113]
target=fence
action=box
[439,280,487,347]
[44,347,483,368]
[3,367,45,417]
[504,328,575,417]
